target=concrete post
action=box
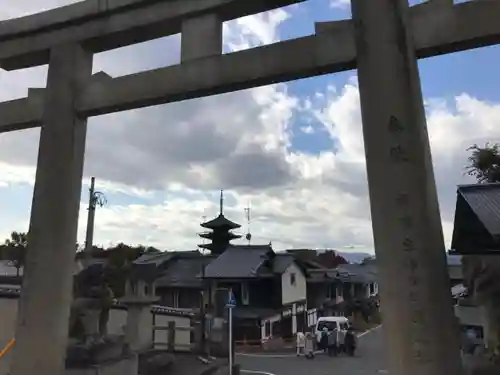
[10,43,93,375]
[125,306,154,352]
[351,1,463,374]
[181,13,222,62]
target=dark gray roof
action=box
[458,183,500,238]
[451,183,500,254]
[306,264,377,284]
[272,253,295,274]
[134,251,176,266]
[201,214,241,229]
[155,255,215,288]
[203,245,274,279]
[337,264,378,283]
[233,307,278,319]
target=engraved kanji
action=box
[408,274,420,286]
[408,290,420,303]
[389,145,410,162]
[388,116,404,133]
[405,258,419,272]
[395,193,410,206]
[399,216,414,229]
[402,237,415,251]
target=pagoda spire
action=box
[220,189,224,215]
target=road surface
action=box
[236,326,387,375]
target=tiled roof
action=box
[203,245,274,278]
[457,183,500,238]
[305,263,377,284]
[451,183,500,254]
[337,264,377,283]
[200,214,241,229]
[155,255,216,288]
[133,251,177,266]
[271,253,295,274]
[232,307,278,319]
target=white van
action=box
[314,316,350,343]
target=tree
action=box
[4,231,28,277]
[104,243,145,298]
[466,143,500,183]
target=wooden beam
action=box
[1,0,499,133]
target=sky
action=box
[0,0,498,254]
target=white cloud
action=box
[329,0,351,10]
[1,1,499,256]
[300,125,315,134]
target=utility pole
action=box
[84,177,107,256]
[244,203,252,245]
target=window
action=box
[339,322,349,331]
[265,321,271,337]
[241,282,249,305]
[290,273,296,286]
[316,321,336,331]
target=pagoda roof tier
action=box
[199,231,241,240]
[201,214,241,229]
[198,243,216,250]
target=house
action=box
[302,261,379,326]
[203,245,307,343]
[133,250,209,309]
[447,254,463,287]
[450,183,500,255]
[132,243,308,343]
[449,183,500,349]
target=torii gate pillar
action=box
[10,43,93,375]
[352,0,463,374]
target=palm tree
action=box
[4,231,28,277]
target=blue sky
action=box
[0,0,499,253]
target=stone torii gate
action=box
[0,0,498,374]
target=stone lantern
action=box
[121,262,159,352]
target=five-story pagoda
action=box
[199,190,241,255]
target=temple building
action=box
[198,190,242,254]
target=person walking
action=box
[327,328,338,356]
[344,326,357,356]
[320,327,329,353]
[337,325,346,354]
[304,331,316,359]
[296,331,305,356]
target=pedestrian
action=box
[337,326,346,354]
[320,327,329,353]
[327,328,338,357]
[296,330,305,356]
[304,331,315,359]
[344,326,357,356]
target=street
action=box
[236,326,387,375]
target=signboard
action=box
[226,290,236,309]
